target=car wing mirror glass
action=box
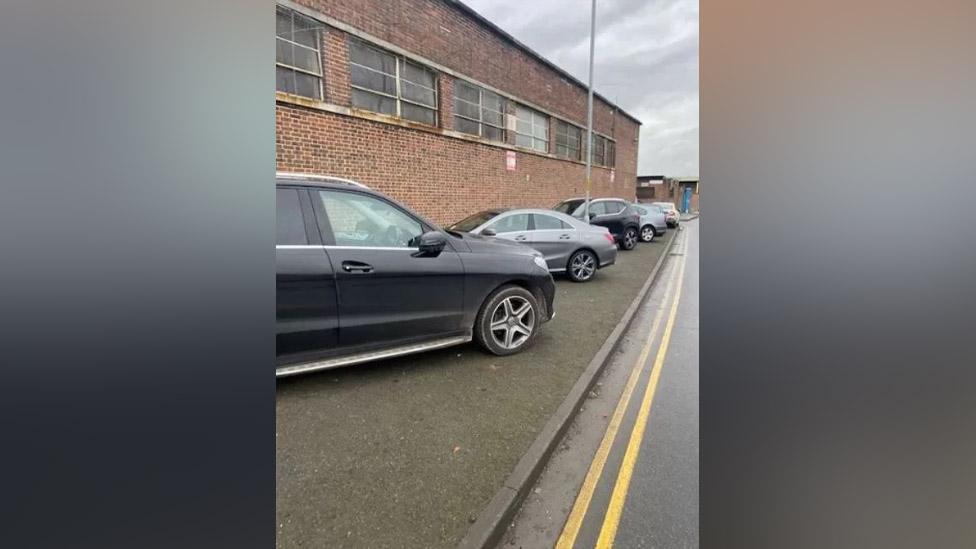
[481,228,497,237]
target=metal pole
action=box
[583,0,596,222]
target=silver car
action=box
[632,203,668,242]
[448,208,618,282]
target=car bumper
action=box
[599,244,618,267]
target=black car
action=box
[553,197,641,251]
[276,173,556,377]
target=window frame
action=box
[348,39,439,127]
[515,105,550,153]
[453,80,507,142]
[555,120,582,161]
[275,6,324,100]
[587,134,617,168]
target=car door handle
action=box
[559,234,571,239]
[341,261,374,274]
[514,235,528,241]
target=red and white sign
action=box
[506,151,516,171]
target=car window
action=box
[318,190,424,248]
[604,201,625,214]
[633,205,648,215]
[587,202,608,216]
[277,188,308,245]
[488,213,530,233]
[449,211,499,232]
[554,200,583,215]
[534,214,569,230]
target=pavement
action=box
[276,229,677,549]
[499,219,698,548]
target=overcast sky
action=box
[463,0,699,176]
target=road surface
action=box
[501,219,699,548]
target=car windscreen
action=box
[553,199,584,216]
[449,211,499,232]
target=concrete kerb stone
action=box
[457,229,680,549]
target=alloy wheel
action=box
[623,229,638,249]
[489,296,535,350]
[571,252,596,281]
[641,226,655,242]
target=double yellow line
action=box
[556,237,689,549]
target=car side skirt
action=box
[275,334,472,378]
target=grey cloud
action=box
[462,0,699,176]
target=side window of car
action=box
[604,201,625,214]
[533,214,569,230]
[317,190,424,248]
[489,213,530,233]
[588,202,607,216]
[277,188,308,245]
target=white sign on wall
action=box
[506,151,516,171]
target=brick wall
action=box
[278,0,641,226]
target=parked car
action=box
[276,173,556,377]
[552,197,641,251]
[632,203,668,242]
[448,208,617,283]
[653,202,679,228]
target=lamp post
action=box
[583,0,596,222]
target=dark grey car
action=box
[276,174,556,377]
[449,208,618,282]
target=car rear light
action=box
[603,233,615,244]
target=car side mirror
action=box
[481,228,497,237]
[415,231,447,257]
[588,212,598,221]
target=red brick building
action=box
[275,0,642,225]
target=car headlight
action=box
[533,255,549,272]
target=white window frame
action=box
[276,5,324,100]
[515,105,549,153]
[348,39,438,126]
[453,80,507,141]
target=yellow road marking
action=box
[595,252,687,548]
[555,244,683,549]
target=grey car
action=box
[632,203,668,242]
[449,208,618,282]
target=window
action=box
[533,214,570,231]
[276,6,323,100]
[277,188,308,245]
[515,105,549,152]
[453,81,506,142]
[555,120,582,160]
[488,213,530,233]
[586,201,608,216]
[604,201,625,214]
[589,134,616,168]
[449,210,500,232]
[317,190,424,248]
[349,40,438,126]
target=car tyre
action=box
[640,225,656,243]
[567,249,598,283]
[474,285,540,356]
[620,227,639,250]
